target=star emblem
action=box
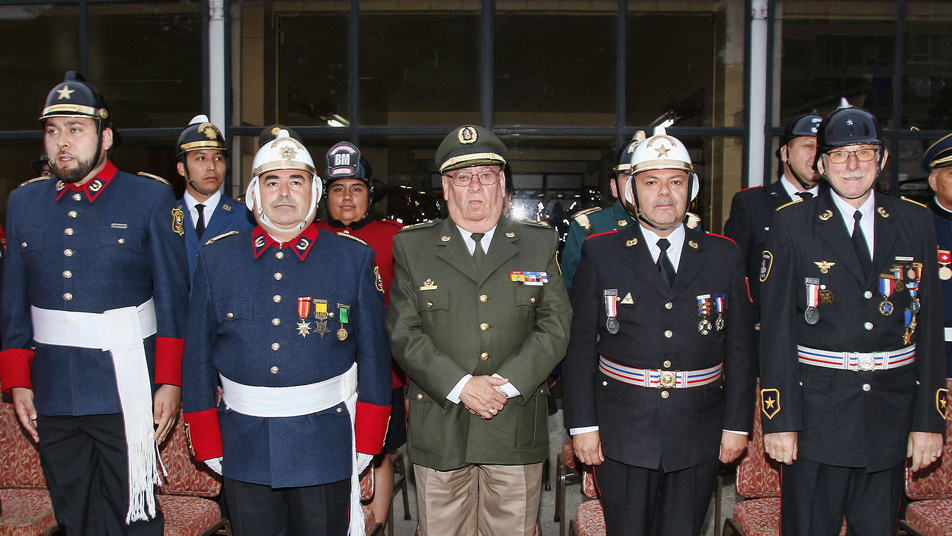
[651,140,672,157]
[765,398,775,409]
[297,319,312,338]
[846,119,854,126]
[56,85,75,100]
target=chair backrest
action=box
[581,466,597,499]
[735,383,781,499]
[158,411,222,497]
[0,395,47,489]
[360,464,374,501]
[905,378,952,500]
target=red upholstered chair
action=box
[556,438,580,536]
[361,467,383,536]
[0,395,59,536]
[157,412,229,536]
[900,379,952,536]
[568,465,604,536]
[723,385,845,536]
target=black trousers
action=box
[224,476,351,536]
[36,413,163,536]
[594,457,719,536]
[780,459,904,536]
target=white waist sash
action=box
[945,327,952,342]
[30,299,159,524]
[220,362,364,535]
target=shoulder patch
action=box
[204,230,240,245]
[398,220,440,232]
[585,229,618,241]
[901,196,928,208]
[705,232,736,244]
[759,250,773,282]
[775,200,799,211]
[337,232,370,246]
[137,172,173,188]
[18,176,53,188]
[761,388,781,420]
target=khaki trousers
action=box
[414,462,543,536]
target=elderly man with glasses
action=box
[387,125,572,536]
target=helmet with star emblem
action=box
[435,125,507,172]
[815,98,884,167]
[613,130,647,176]
[176,114,228,159]
[252,129,317,180]
[40,71,112,126]
[628,126,699,202]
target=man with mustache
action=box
[170,115,254,281]
[182,130,391,536]
[388,125,572,536]
[922,133,952,378]
[759,101,946,535]
[0,71,188,534]
[563,127,756,535]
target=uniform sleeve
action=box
[721,241,758,434]
[912,210,947,434]
[151,191,190,386]
[181,250,223,461]
[723,193,753,272]
[561,221,586,293]
[0,191,35,391]
[353,246,392,455]
[561,239,603,429]
[493,231,573,401]
[758,212,803,433]
[388,234,473,405]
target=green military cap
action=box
[435,125,507,172]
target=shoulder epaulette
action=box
[514,218,551,228]
[585,229,618,241]
[337,232,370,246]
[705,231,737,244]
[572,207,601,234]
[398,219,440,232]
[378,219,404,229]
[18,176,53,188]
[137,172,173,188]
[204,230,240,245]
[901,196,927,208]
[775,200,799,211]
[686,212,701,230]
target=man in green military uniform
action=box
[388,125,572,536]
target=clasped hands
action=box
[459,375,510,419]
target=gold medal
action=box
[819,290,834,305]
[337,327,348,341]
[941,266,952,280]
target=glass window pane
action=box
[87,2,203,130]
[903,1,952,131]
[495,10,616,127]
[360,10,480,126]
[0,140,49,223]
[0,4,79,131]
[625,11,721,127]
[779,1,896,128]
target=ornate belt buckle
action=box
[659,370,677,389]
[857,354,875,372]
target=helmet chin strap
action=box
[786,158,816,191]
[245,174,321,235]
[183,162,220,197]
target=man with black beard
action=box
[0,71,188,535]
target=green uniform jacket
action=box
[388,216,572,470]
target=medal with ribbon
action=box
[313,299,331,338]
[939,248,952,280]
[804,277,820,325]
[904,308,915,345]
[604,289,619,335]
[714,294,727,331]
[297,296,312,337]
[907,280,920,313]
[892,265,905,292]
[337,304,350,341]
[878,275,895,316]
[697,294,713,335]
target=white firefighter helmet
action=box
[245,129,322,233]
[625,126,700,205]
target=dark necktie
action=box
[471,232,486,269]
[796,191,814,201]
[195,203,206,239]
[657,238,676,290]
[852,210,872,277]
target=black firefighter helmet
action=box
[814,99,884,169]
[177,114,228,160]
[325,141,387,204]
[40,71,121,148]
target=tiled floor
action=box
[386,410,738,536]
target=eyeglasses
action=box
[826,147,878,164]
[443,170,500,187]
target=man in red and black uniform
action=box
[317,141,404,526]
